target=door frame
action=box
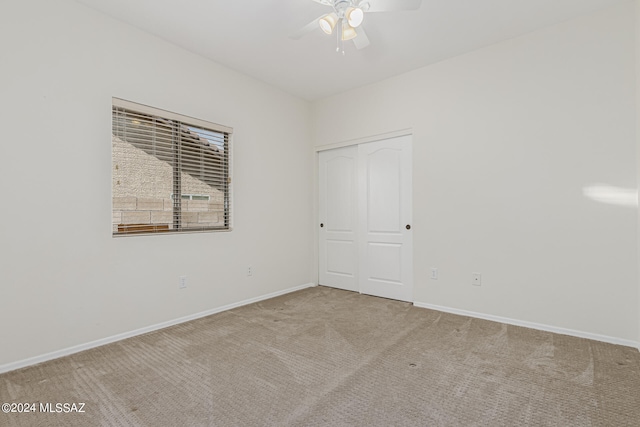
[313,128,414,299]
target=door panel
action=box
[367,148,401,233]
[359,136,413,302]
[367,243,402,283]
[319,147,358,292]
[326,240,356,276]
[327,156,355,232]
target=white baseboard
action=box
[0,283,316,375]
[413,301,640,351]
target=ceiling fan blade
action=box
[289,18,320,40]
[353,26,370,49]
[363,0,422,12]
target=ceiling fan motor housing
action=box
[333,0,351,17]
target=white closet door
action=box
[358,136,413,302]
[318,135,413,301]
[318,146,359,292]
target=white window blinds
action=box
[112,98,232,235]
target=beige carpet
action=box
[1,286,639,426]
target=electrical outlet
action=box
[431,268,438,280]
[472,273,481,286]
[247,266,252,277]
[179,276,187,289]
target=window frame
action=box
[112,98,233,237]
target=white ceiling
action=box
[74,0,628,100]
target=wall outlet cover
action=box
[472,273,481,286]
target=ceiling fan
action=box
[290,0,422,53]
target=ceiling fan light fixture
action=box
[319,13,338,35]
[346,7,364,28]
[341,22,357,41]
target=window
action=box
[112,98,232,235]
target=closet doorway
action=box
[318,135,413,302]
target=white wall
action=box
[313,2,638,344]
[0,0,313,368]
[636,0,640,348]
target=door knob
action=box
[320,223,324,228]
[406,224,411,230]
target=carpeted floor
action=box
[1,286,639,426]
